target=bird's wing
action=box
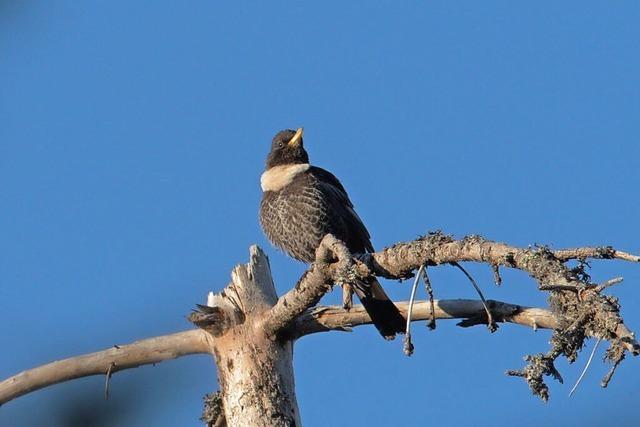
[309,166,374,253]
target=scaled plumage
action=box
[259,129,405,339]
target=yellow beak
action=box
[287,128,304,146]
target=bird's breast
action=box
[259,176,330,262]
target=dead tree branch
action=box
[294,299,557,337]
[0,330,210,405]
[1,233,638,417]
[0,297,556,406]
[554,247,640,263]
[194,246,302,427]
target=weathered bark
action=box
[193,246,301,427]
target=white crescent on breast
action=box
[260,164,310,192]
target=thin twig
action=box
[601,352,625,388]
[569,338,601,397]
[423,266,436,330]
[554,248,640,263]
[491,264,502,286]
[104,362,116,400]
[403,264,425,356]
[594,277,624,293]
[451,262,497,332]
[612,250,640,263]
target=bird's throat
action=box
[260,163,310,192]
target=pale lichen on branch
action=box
[303,231,639,400]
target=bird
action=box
[259,128,405,339]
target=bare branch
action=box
[554,247,640,263]
[594,277,624,293]
[294,299,557,337]
[349,235,639,282]
[0,330,210,406]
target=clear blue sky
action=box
[2,2,639,426]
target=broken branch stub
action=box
[192,246,301,427]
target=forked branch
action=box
[0,298,556,406]
[263,232,639,399]
[1,232,638,407]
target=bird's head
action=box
[266,128,309,169]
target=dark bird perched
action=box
[259,128,405,339]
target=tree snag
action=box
[190,246,301,427]
[1,232,638,426]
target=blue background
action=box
[2,2,639,426]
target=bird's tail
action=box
[353,277,405,340]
